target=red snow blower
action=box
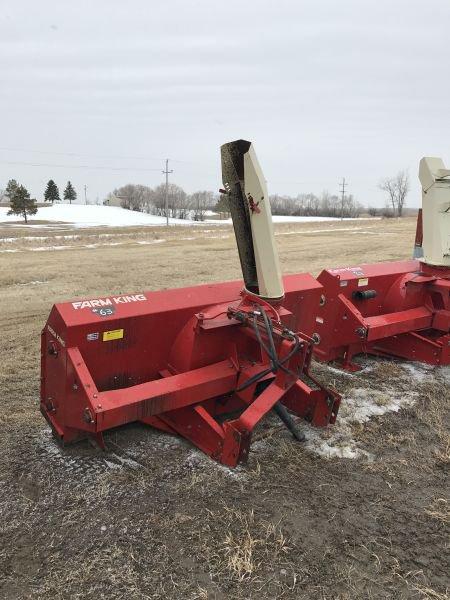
[40,140,340,467]
[309,157,450,370]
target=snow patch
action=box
[438,366,450,384]
[1,240,163,252]
[0,232,135,243]
[305,386,418,460]
[340,387,415,423]
[402,362,434,383]
[275,226,373,236]
[184,449,247,481]
[136,239,166,245]
[15,280,48,286]
[0,204,203,228]
[0,204,371,229]
[31,245,71,252]
[110,452,142,470]
[207,215,379,225]
[296,359,443,461]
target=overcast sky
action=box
[1,1,449,206]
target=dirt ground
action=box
[0,217,448,599]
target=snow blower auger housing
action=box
[40,140,340,467]
[310,156,450,370]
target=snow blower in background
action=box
[308,157,450,369]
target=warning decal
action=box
[102,329,124,342]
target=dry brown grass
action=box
[371,361,405,383]
[410,585,450,600]
[425,498,450,525]
[221,507,289,581]
[415,381,450,467]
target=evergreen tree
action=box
[214,193,230,217]
[5,179,19,202]
[7,185,37,223]
[63,181,77,204]
[44,179,60,204]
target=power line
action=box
[0,146,192,164]
[0,145,222,179]
[269,180,340,185]
[340,177,348,220]
[162,159,173,227]
[0,160,162,172]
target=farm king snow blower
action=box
[309,157,450,370]
[40,140,340,467]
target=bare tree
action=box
[367,206,381,217]
[379,170,409,217]
[395,170,409,217]
[153,183,189,219]
[269,194,283,215]
[111,184,153,212]
[190,190,214,221]
[269,190,362,218]
[382,205,395,218]
[105,182,364,220]
[341,194,364,218]
[327,193,342,217]
[270,194,303,215]
[379,177,396,215]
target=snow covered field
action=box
[0,204,192,227]
[0,204,365,228]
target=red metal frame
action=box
[311,259,449,370]
[41,274,340,467]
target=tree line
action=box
[2,179,77,222]
[107,184,365,219]
[105,184,217,221]
[269,192,363,218]
[1,167,409,223]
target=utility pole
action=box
[340,177,348,220]
[84,184,87,205]
[162,159,173,226]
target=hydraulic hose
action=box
[235,307,305,442]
